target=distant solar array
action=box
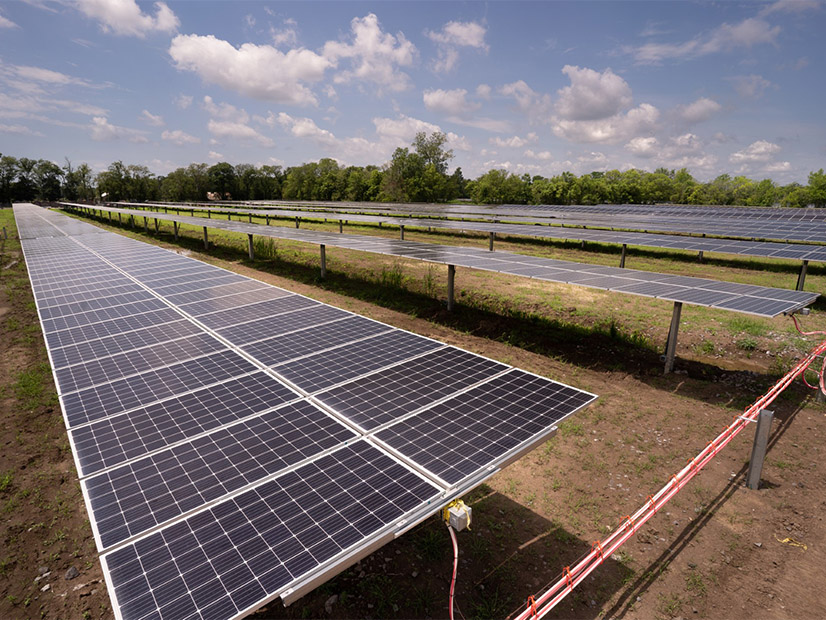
[68,203,818,318]
[118,202,826,265]
[16,204,597,620]
[201,199,826,244]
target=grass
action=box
[13,364,55,411]
[0,472,12,494]
[727,316,770,337]
[737,336,758,351]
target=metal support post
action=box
[130,215,135,228]
[320,245,327,279]
[207,210,211,219]
[339,220,343,233]
[698,250,704,262]
[295,217,300,229]
[581,240,586,250]
[746,409,774,490]
[447,264,456,312]
[227,213,231,221]
[154,218,159,233]
[796,260,809,291]
[620,244,627,268]
[203,226,209,250]
[663,301,683,374]
[266,216,270,226]
[118,213,122,225]
[248,234,254,260]
[173,221,178,241]
[164,207,168,213]
[816,387,825,403]
[143,217,148,233]
[489,231,495,252]
[400,225,405,240]
[248,214,252,223]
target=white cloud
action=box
[729,74,772,98]
[0,123,43,136]
[76,0,179,38]
[550,66,658,144]
[763,161,791,172]
[275,112,338,147]
[759,0,820,17]
[490,135,535,149]
[625,136,659,157]
[629,17,780,64]
[208,150,223,161]
[89,116,148,142]
[555,65,632,121]
[271,18,298,47]
[161,129,200,145]
[578,151,608,165]
[423,88,480,116]
[499,80,553,121]
[203,96,273,147]
[423,88,510,133]
[174,94,193,109]
[0,13,18,28]
[677,97,722,123]
[730,140,781,163]
[10,64,93,88]
[140,109,164,126]
[524,149,553,161]
[323,13,417,93]
[425,20,488,73]
[170,34,330,106]
[476,84,492,99]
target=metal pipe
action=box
[746,409,774,490]
[620,244,627,268]
[203,226,208,250]
[400,225,405,240]
[796,260,809,291]
[173,221,178,241]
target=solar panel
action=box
[69,203,818,318]
[16,204,598,620]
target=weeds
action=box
[727,316,769,337]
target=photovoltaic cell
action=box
[70,372,302,477]
[101,441,440,620]
[84,400,357,549]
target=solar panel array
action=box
[116,201,826,264]
[15,204,597,620]
[161,199,826,243]
[71,203,819,318]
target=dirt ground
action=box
[1,207,825,620]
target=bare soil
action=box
[1,210,824,620]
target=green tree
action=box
[14,157,38,201]
[0,155,18,205]
[807,169,826,207]
[208,162,237,199]
[96,161,128,201]
[34,160,63,201]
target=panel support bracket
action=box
[173,221,178,241]
[619,243,627,268]
[489,231,495,252]
[320,244,327,279]
[203,226,209,250]
[248,234,254,260]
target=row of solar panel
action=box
[72,204,818,318]
[16,205,595,620]
[116,201,826,263]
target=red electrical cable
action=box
[448,524,459,620]
[511,334,826,620]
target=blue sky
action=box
[0,0,823,182]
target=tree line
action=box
[2,132,825,207]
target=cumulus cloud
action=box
[759,0,821,17]
[271,18,298,47]
[730,140,782,163]
[89,116,148,142]
[490,134,536,149]
[423,88,480,116]
[323,13,417,92]
[173,94,193,109]
[170,34,330,106]
[274,112,339,147]
[555,66,632,121]
[729,74,772,98]
[423,88,510,132]
[202,96,273,147]
[499,80,553,127]
[425,20,488,73]
[629,16,781,64]
[140,109,164,126]
[551,66,658,143]
[161,129,200,145]
[676,97,722,123]
[524,149,553,161]
[208,150,223,161]
[476,84,492,99]
[763,161,791,172]
[625,136,659,157]
[76,0,179,38]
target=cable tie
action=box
[563,566,573,590]
[527,595,537,618]
[592,540,605,560]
